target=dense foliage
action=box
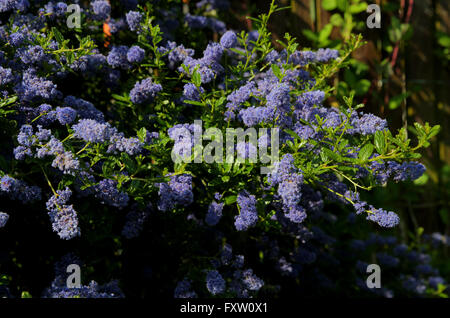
[0,0,447,298]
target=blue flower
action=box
[0,175,41,203]
[64,96,105,122]
[356,113,387,135]
[236,141,257,160]
[130,78,162,104]
[0,212,9,228]
[127,45,145,63]
[37,136,64,158]
[185,14,208,29]
[94,179,129,209]
[107,45,131,70]
[13,145,32,160]
[0,0,28,12]
[242,269,264,291]
[366,206,400,228]
[174,279,197,298]
[91,0,111,21]
[56,107,77,125]
[72,119,115,143]
[164,41,195,68]
[0,66,13,85]
[220,30,237,48]
[126,10,143,32]
[122,208,150,239]
[220,244,233,265]
[267,154,296,186]
[206,270,226,295]
[234,191,258,231]
[314,48,339,62]
[157,174,194,212]
[205,201,224,226]
[15,69,60,102]
[182,83,204,103]
[52,151,80,175]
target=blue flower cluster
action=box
[46,187,80,240]
[178,42,224,84]
[95,179,130,209]
[126,10,143,33]
[72,119,115,143]
[130,78,163,104]
[0,175,41,203]
[234,191,258,231]
[220,30,237,49]
[42,254,123,298]
[205,201,224,226]
[205,270,226,295]
[350,233,447,297]
[174,279,197,298]
[122,208,150,239]
[185,13,226,33]
[267,154,307,223]
[0,0,442,300]
[157,174,194,212]
[168,123,200,161]
[0,212,9,228]
[91,0,111,21]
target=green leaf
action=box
[329,13,344,27]
[355,79,371,95]
[21,291,32,298]
[358,143,374,161]
[408,153,422,159]
[337,139,349,151]
[336,0,347,11]
[337,81,349,96]
[52,27,64,45]
[112,94,130,102]
[374,131,385,154]
[137,127,147,143]
[225,195,237,205]
[275,39,288,49]
[228,48,247,56]
[320,147,341,162]
[319,149,328,162]
[183,100,204,106]
[322,0,337,11]
[417,227,424,237]
[349,3,367,14]
[302,30,318,42]
[66,51,75,65]
[215,96,226,107]
[438,34,450,47]
[221,176,230,182]
[428,125,441,139]
[439,209,449,225]
[412,122,425,137]
[284,129,301,141]
[413,173,428,186]
[285,139,295,150]
[222,163,232,173]
[388,92,410,110]
[388,18,403,42]
[344,69,357,86]
[318,24,333,44]
[192,70,202,87]
[271,63,282,80]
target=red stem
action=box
[390,0,414,69]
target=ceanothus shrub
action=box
[0,0,446,298]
